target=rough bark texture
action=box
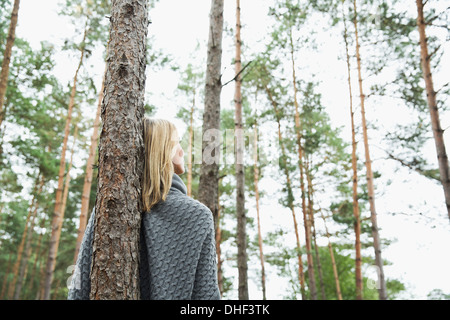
[187,93,194,197]
[352,0,387,300]
[198,0,224,228]
[0,0,20,130]
[90,0,148,300]
[342,2,363,300]
[73,73,104,265]
[416,0,450,220]
[234,0,248,300]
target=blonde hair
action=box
[142,117,179,212]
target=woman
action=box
[68,118,221,300]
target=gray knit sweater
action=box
[68,174,221,300]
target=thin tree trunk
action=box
[25,216,46,299]
[352,0,387,300]
[253,119,266,300]
[234,0,248,300]
[198,0,224,229]
[73,72,104,265]
[0,253,12,300]
[319,206,343,300]
[7,174,40,299]
[42,26,87,300]
[343,1,363,300]
[0,0,20,131]
[305,158,326,300]
[187,90,195,197]
[416,0,450,219]
[14,175,45,299]
[216,178,223,296]
[288,27,317,300]
[264,83,306,300]
[90,0,148,300]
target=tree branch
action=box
[221,60,252,87]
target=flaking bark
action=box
[90,0,148,300]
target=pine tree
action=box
[90,0,149,300]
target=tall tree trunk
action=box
[187,90,195,197]
[42,27,87,300]
[234,0,248,300]
[90,0,148,300]
[343,1,363,300]
[352,0,387,300]
[26,216,46,299]
[216,178,223,296]
[319,207,342,300]
[288,27,317,300]
[0,0,20,132]
[7,174,40,299]
[14,175,45,299]
[0,253,12,300]
[253,119,266,300]
[73,73,104,265]
[198,0,224,229]
[416,0,450,219]
[264,83,306,300]
[305,159,326,300]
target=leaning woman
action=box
[68,117,221,300]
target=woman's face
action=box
[172,132,185,175]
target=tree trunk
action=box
[216,178,223,296]
[73,72,104,265]
[352,0,387,300]
[198,0,224,229]
[305,159,326,300]
[234,0,248,300]
[416,0,450,219]
[7,174,40,299]
[0,253,12,300]
[14,175,45,299]
[0,0,20,131]
[343,1,363,300]
[253,119,266,300]
[264,83,306,300]
[42,27,87,300]
[187,91,195,197]
[288,27,317,300]
[319,207,342,300]
[25,216,46,299]
[90,0,148,300]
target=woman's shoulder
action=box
[166,191,213,221]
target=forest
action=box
[0,0,449,300]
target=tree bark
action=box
[253,119,266,300]
[234,0,248,300]
[0,0,20,131]
[198,0,224,229]
[416,0,450,219]
[352,0,387,300]
[90,0,148,300]
[73,71,104,265]
[216,178,223,296]
[42,27,87,300]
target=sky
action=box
[11,0,450,299]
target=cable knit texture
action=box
[68,174,221,300]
